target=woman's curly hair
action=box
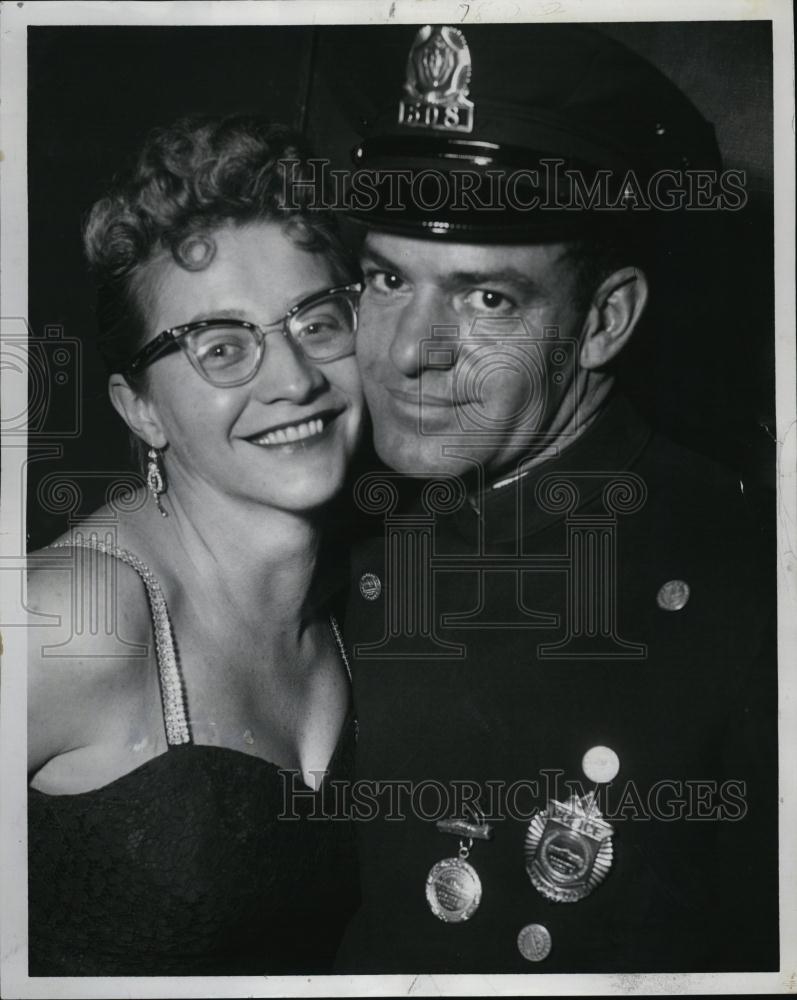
[84,114,352,375]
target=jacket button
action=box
[517,923,552,962]
[359,572,382,601]
[657,579,690,611]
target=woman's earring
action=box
[146,446,168,517]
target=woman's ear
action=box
[108,374,167,449]
[579,266,649,370]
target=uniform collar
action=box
[448,392,652,542]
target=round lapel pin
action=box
[359,572,382,601]
[657,579,690,611]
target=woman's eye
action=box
[459,289,516,314]
[205,342,241,358]
[297,319,339,339]
[364,270,406,295]
[193,329,252,368]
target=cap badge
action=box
[398,25,474,134]
[525,793,614,903]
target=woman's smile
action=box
[242,407,344,450]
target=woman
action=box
[27,115,364,975]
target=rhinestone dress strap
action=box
[329,614,358,741]
[47,537,191,747]
[328,615,351,683]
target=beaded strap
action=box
[329,614,357,742]
[47,537,191,747]
[329,614,352,683]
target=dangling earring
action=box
[146,446,168,517]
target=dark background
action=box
[26,21,774,549]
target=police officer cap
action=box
[329,23,721,241]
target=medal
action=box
[426,847,482,923]
[525,792,614,903]
[426,801,492,923]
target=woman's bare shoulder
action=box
[26,545,158,773]
[27,541,154,630]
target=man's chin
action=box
[373,432,481,481]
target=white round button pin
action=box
[582,745,620,784]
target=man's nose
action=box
[387,291,459,377]
[252,330,326,403]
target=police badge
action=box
[524,793,614,903]
[398,25,474,133]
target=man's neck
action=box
[481,374,615,496]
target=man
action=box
[327,24,778,973]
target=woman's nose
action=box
[252,329,327,403]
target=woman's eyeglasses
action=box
[124,282,362,387]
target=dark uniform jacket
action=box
[335,393,778,974]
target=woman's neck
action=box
[87,482,325,637]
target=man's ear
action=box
[108,375,167,449]
[579,266,649,370]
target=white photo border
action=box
[1,1,794,997]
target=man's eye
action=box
[364,270,406,295]
[459,289,516,314]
